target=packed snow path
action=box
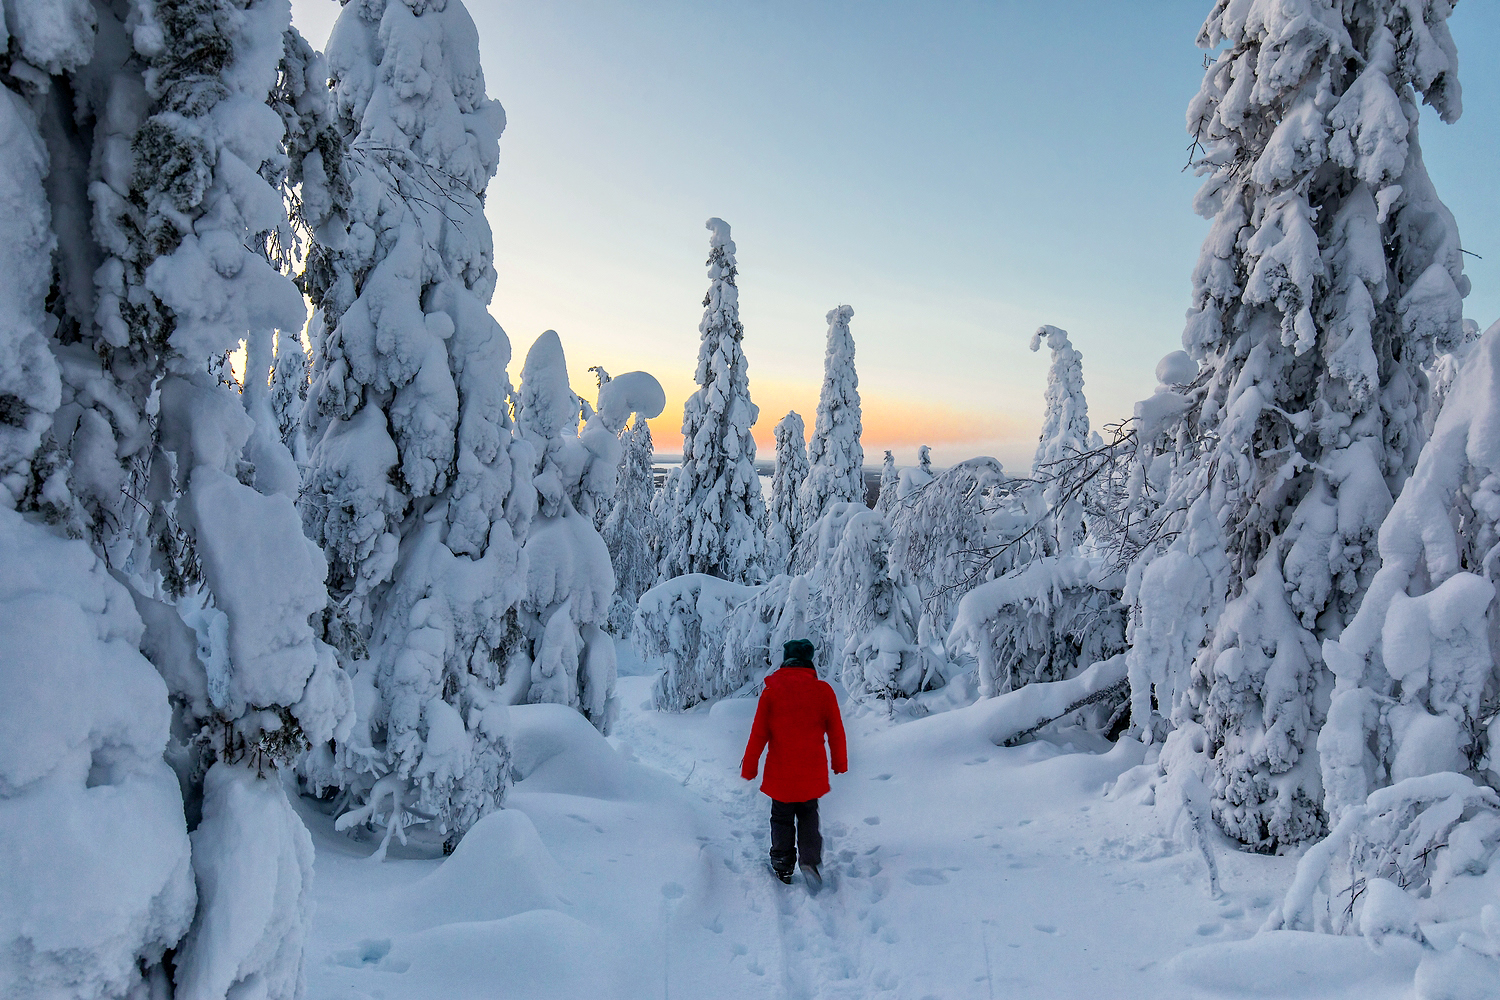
[297,664,1378,1000]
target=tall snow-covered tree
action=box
[664,218,769,583]
[602,417,659,636]
[298,0,532,856]
[1030,325,1090,554]
[769,410,810,573]
[513,331,664,732]
[875,449,899,515]
[1130,0,1469,852]
[3,0,354,994]
[798,304,864,527]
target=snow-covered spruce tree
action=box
[1030,325,1090,555]
[1133,0,1469,852]
[1265,320,1500,948]
[769,409,810,573]
[514,331,664,731]
[664,218,769,583]
[299,0,534,856]
[798,304,864,528]
[829,507,930,705]
[875,449,899,515]
[5,0,354,994]
[602,417,659,636]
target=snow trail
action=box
[610,679,889,998]
[303,663,1303,1000]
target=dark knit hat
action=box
[782,638,815,666]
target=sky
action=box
[288,0,1500,471]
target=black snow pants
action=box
[769,798,821,873]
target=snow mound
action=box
[394,808,564,930]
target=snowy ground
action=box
[297,651,1417,1000]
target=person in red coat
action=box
[741,638,848,885]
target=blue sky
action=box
[289,0,1500,470]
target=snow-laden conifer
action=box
[875,450,899,515]
[514,332,664,731]
[299,0,530,856]
[1266,320,1500,939]
[603,417,659,636]
[798,305,863,528]
[769,410,810,573]
[3,0,355,992]
[1130,0,1469,851]
[664,219,769,583]
[1030,325,1090,554]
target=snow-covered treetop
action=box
[596,372,667,435]
[706,216,734,251]
[519,330,580,444]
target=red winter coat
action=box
[741,665,848,802]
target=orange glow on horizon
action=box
[571,370,1022,460]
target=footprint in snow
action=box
[1033,924,1057,934]
[864,816,881,826]
[872,773,892,781]
[904,868,949,886]
[661,882,685,900]
[1196,923,1222,936]
[329,939,409,974]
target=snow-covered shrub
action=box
[768,410,810,574]
[300,0,533,855]
[602,417,659,636]
[798,305,864,529]
[1268,773,1500,948]
[889,456,1022,634]
[1424,318,1481,436]
[826,507,932,704]
[636,574,762,711]
[1126,0,1470,851]
[897,445,935,501]
[721,572,823,692]
[950,554,1126,699]
[0,509,195,1000]
[663,218,769,584]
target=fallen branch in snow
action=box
[1000,676,1130,747]
[964,654,1128,748]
